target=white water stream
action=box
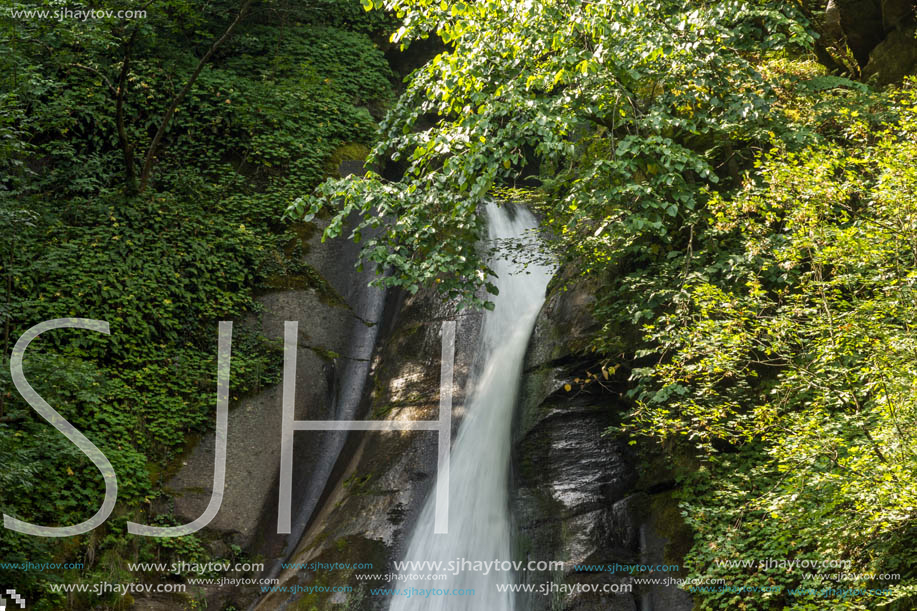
[390,203,554,611]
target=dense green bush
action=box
[629,80,917,610]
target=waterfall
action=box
[390,202,554,611]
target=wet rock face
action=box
[511,277,693,611]
[163,289,359,550]
[253,286,483,611]
[831,0,886,67]
[163,155,379,561]
[863,25,917,84]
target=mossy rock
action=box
[263,262,348,308]
[328,142,371,177]
[290,535,389,610]
[649,490,693,570]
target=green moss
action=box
[263,262,348,308]
[305,529,332,553]
[284,221,317,257]
[327,142,371,177]
[294,570,331,611]
[291,536,389,609]
[342,472,373,493]
[650,490,693,570]
[309,345,342,361]
[370,403,397,419]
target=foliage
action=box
[0,0,392,606]
[628,82,917,609]
[290,0,812,306]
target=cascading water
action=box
[390,202,554,611]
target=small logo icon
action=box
[1,588,26,610]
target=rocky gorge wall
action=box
[253,283,484,611]
[511,275,694,611]
[137,203,697,611]
[822,0,917,84]
[245,264,696,611]
[133,159,392,611]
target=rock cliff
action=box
[511,275,694,611]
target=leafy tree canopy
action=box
[291,0,812,305]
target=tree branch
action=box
[138,0,254,192]
[117,28,140,191]
[68,63,117,95]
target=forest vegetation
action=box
[2,0,916,609]
[1,0,392,607]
